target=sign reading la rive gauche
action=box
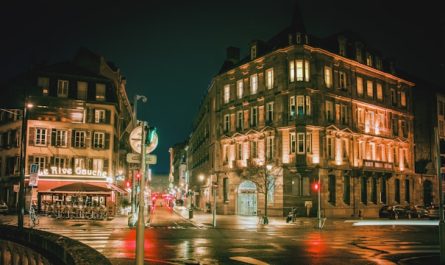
[39,167,108,178]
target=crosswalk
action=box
[41,227,113,253]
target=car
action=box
[411,205,429,218]
[0,202,8,214]
[379,205,414,219]
[426,204,444,219]
[379,205,393,218]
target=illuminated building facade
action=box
[187,9,416,218]
[0,48,132,214]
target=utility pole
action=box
[436,128,445,264]
[136,122,147,265]
[18,102,29,229]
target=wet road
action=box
[0,206,440,264]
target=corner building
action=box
[188,9,416,218]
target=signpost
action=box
[127,153,157,165]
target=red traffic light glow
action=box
[313,182,319,191]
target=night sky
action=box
[1,1,444,174]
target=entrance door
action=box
[237,181,257,216]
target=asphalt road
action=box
[0,205,440,265]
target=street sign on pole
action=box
[29,163,39,187]
[129,126,159,154]
[126,153,157,164]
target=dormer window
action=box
[375,57,382,70]
[57,80,69,98]
[250,45,257,60]
[366,53,373,67]
[296,33,301,44]
[338,37,346,56]
[356,47,363,63]
[38,77,49,96]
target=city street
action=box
[0,203,440,265]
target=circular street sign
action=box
[129,126,159,154]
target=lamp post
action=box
[212,177,217,228]
[313,164,322,229]
[18,100,33,229]
[131,95,146,215]
[136,122,147,265]
[263,164,272,225]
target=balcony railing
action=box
[362,159,393,171]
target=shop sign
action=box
[39,166,108,177]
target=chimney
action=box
[226,47,240,64]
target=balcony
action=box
[362,159,394,171]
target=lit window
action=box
[297,133,305,154]
[237,80,243,99]
[38,77,49,96]
[93,158,104,171]
[366,80,374,98]
[297,96,305,116]
[400,91,406,107]
[55,130,67,147]
[376,83,383,101]
[289,61,295,82]
[306,96,311,115]
[296,60,304,81]
[266,137,274,160]
[250,45,257,60]
[251,141,258,158]
[290,59,310,82]
[375,57,382,70]
[77,81,88,100]
[324,66,332,88]
[306,132,312,154]
[339,71,347,89]
[266,68,274,89]
[289,96,296,118]
[95,109,106,123]
[34,156,46,171]
[53,157,67,168]
[356,77,364,96]
[290,132,296,154]
[366,53,373,67]
[96,83,106,101]
[325,101,334,122]
[327,137,334,159]
[224,114,230,132]
[356,47,362,62]
[74,157,86,169]
[223,85,230,103]
[266,102,274,122]
[250,74,258,95]
[93,132,105,149]
[35,128,47,146]
[57,80,69,98]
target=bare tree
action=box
[238,163,281,224]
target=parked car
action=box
[0,202,8,214]
[426,204,444,219]
[379,205,415,219]
[411,205,429,218]
[379,205,393,218]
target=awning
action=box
[36,180,114,195]
[107,183,127,194]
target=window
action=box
[338,71,347,89]
[306,96,311,116]
[289,61,295,82]
[297,133,305,154]
[366,53,373,67]
[35,128,47,146]
[266,102,274,122]
[53,157,67,168]
[343,175,350,204]
[356,77,364,96]
[376,57,382,70]
[74,157,86,169]
[290,59,310,82]
[361,177,367,204]
[400,91,406,107]
[371,178,377,204]
[251,141,258,158]
[223,177,229,202]
[74,131,86,148]
[290,132,296,154]
[366,80,373,98]
[57,80,69,98]
[328,175,336,204]
[395,179,400,203]
[250,106,258,127]
[77,81,88,100]
[236,111,243,130]
[38,77,50,96]
[96,83,106,101]
[250,45,257,60]
[266,137,274,160]
[297,96,304,116]
[93,158,104,171]
[250,74,258,95]
[289,96,296,118]
[306,132,312,153]
[55,130,67,147]
[327,137,334,159]
[224,114,230,132]
[324,66,332,88]
[95,109,106,123]
[237,79,243,99]
[376,83,383,101]
[223,85,230,103]
[237,143,243,160]
[405,179,410,203]
[34,156,46,171]
[93,132,105,148]
[325,100,334,122]
[356,47,362,62]
[391,88,397,106]
[265,68,274,89]
[335,103,348,125]
[357,108,365,125]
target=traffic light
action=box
[146,126,157,145]
[126,180,131,188]
[312,182,319,192]
[135,170,141,180]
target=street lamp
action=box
[18,99,32,229]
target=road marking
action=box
[230,256,269,265]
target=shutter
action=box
[103,159,109,173]
[86,131,91,148]
[28,155,34,174]
[71,130,76,147]
[105,110,111,124]
[87,108,94,123]
[28,127,35,146]
[51,129,56,146]
[104,133,110,150]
